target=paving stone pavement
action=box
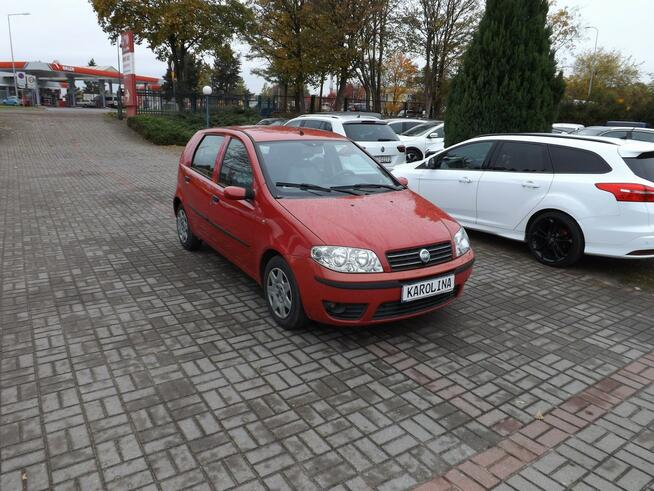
[1,109,654,491]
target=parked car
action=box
[1,95,20,106]
[393,133,654,267]
[285,114,406,169]
[174,126,474,329]
[552,123,584,134]
[576,126,654,144]
[256,118,288,126]
[398,121,445,162]
[386,118,427,135]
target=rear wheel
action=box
[176,205,201,251]
[405,148,423,163]
[527,212,584,267]
[263,256,308,330]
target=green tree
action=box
[83,58,100,94]
[90,0,251,110]
[445,0,564,146]
[208,45,245,96]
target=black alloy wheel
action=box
[527,212,584,267]
[405,148,423,163]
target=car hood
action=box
[399,135,423,142]
[278,190,456,252]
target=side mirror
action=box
[224,186,254,200]
[396,176,409,187]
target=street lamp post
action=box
[202,86,212,128]
[116,36,123,120]
[7,12,30,102]
[585,26,599,100]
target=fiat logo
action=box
[419,249,431,264]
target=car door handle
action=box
[184,175,190,183]
[211,195,220,204]
[522,181,540,189]
[458,177,472,184]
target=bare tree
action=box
[404,0,480,117]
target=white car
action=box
[552,123,584,134]
[393,133,654,266]
[576,126,654,144]
[398,121,445,163]
[386,118,427,135]
[285,114,406,169]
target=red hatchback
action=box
[174,126,474,329]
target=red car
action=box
[174,126,474,329]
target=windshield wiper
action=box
[331,183,400,191]
[275,182,358,195]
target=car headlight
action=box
[311,246,383,273]
[453,227,471,257]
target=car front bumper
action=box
[288,251,474,326]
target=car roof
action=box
[198,125,350,142]
[471,133,654,155]
[290,113,383,122]
[385,118,431,124]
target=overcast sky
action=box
[1,0,651,93]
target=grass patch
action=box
[127,109,261,145]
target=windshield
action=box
[342,122,399,142]
[576,127,607,136]
[256,140,401,198]
[624,153,654,182]
[402,121,443,137]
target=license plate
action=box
[401,274,455,302]
[375,155,391,164]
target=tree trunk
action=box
[335,66,349,111]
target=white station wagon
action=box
[393,133,654,267]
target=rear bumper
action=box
[288,251,474,326]
[582,211,654,258]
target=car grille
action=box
[372,290,456,320]
[386,242,453,271]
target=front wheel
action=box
[263,256,308,330]
[527,212,584,267]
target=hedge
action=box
[126,108,261,146]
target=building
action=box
[0,61,162,107]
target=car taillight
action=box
[397,145,405,153]
[595,183,654,202]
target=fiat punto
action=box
[173,126,474,329]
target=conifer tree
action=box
[445,0,564,146]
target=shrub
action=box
[126,107,261,145]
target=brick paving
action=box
[1,108,654,490]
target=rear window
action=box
[576,128,607,136]
[343,122,399,142]
[548,145,612,174]
[624,152,654,182]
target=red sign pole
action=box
[121,31,137,117]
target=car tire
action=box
[527,212,584,267]
[175,205,201,251]
[405,148,423,163]
[263,256,308,330]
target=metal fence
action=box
[136,90,425,118]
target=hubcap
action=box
[267,267,292,319]
[177,209,189,243]
[530,217,574,263]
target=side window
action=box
[191,135,224,178]
[300,120,321,129]
[218,138,253,190]
[603,130,629,139]
[490,142,550,173]
[548,145,611,174]
[632,131,654,143]
[286,120,301,128]
[425,141,494,170]
[321,121,333,132]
